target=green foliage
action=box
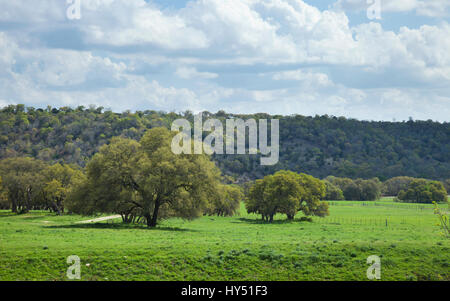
[0,176,8,209]
[42,163,83,215]
[325,176,382,201]
[0,157,48,213]
[442,179,450,193]
[356,178,383,201]
[433,202,449,238]
[384,176,415,196]
[1,105,449,181]
[246,170,328,221]
[297,173,328,217]
[206,184,243,217]
[66,136,144,221]
[67,128,223,227]
[0,157,83,214]
[397,179,448,204]
[323,180,344,200]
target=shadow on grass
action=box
[0,212,48,219]
[18,216,49,220]
[0,211,57,218]
[234,217,298,225]
[43,223,196,232]
[0,213,17,218]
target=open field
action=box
[0,199,448,281]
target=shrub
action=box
[325,176,382,201]
[384,176,415,196]
[397,179,447,204]
[323,181,344,200]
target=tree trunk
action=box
[147,200,161,228]
[11,200,17,213]
[144,213,151,227]
[53,200,62,216]
[269,214,274,223]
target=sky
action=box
[0,0,449,121]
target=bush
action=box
[384,176,415,196]
[325,176,382,201]
[397,179,447,204]
[442,179,450,192]
[323,181,344,200]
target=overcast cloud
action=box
[0,0,449,121]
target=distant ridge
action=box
[1,104,449,181]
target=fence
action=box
[327,201,431,211]
[313,216,429,228]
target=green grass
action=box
[0,200,448,281]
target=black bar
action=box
[0,281,447,299]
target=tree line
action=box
[0,158,83,214]
[1,104,449,182]
[1,127,446,228]
[321,175,447,204]
[0,128,244,227]
[0,127,331,226]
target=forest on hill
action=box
[0,104,449,182]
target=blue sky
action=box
[0,0,449,121]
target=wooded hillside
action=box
[1,104,449,181]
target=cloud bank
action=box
[0,0,449,121]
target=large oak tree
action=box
[68,127,222,227]
[246,170,329,222]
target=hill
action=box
[1,104,449,181]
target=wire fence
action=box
[327,201,432,211]
[314,216,430,228]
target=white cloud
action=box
[351,22,450,83]
[334,0,450,17]
[0,0,64,23]
[81,1,209,49]
[175,67,218,80]
[24,51,127,87]
[0,32,17,75]
[385,0,450,17]
[0,0,449,121]
[0,32,230,113]
[272,69,333,87]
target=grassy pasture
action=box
[0,199,448,281]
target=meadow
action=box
[0,198,448,281]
